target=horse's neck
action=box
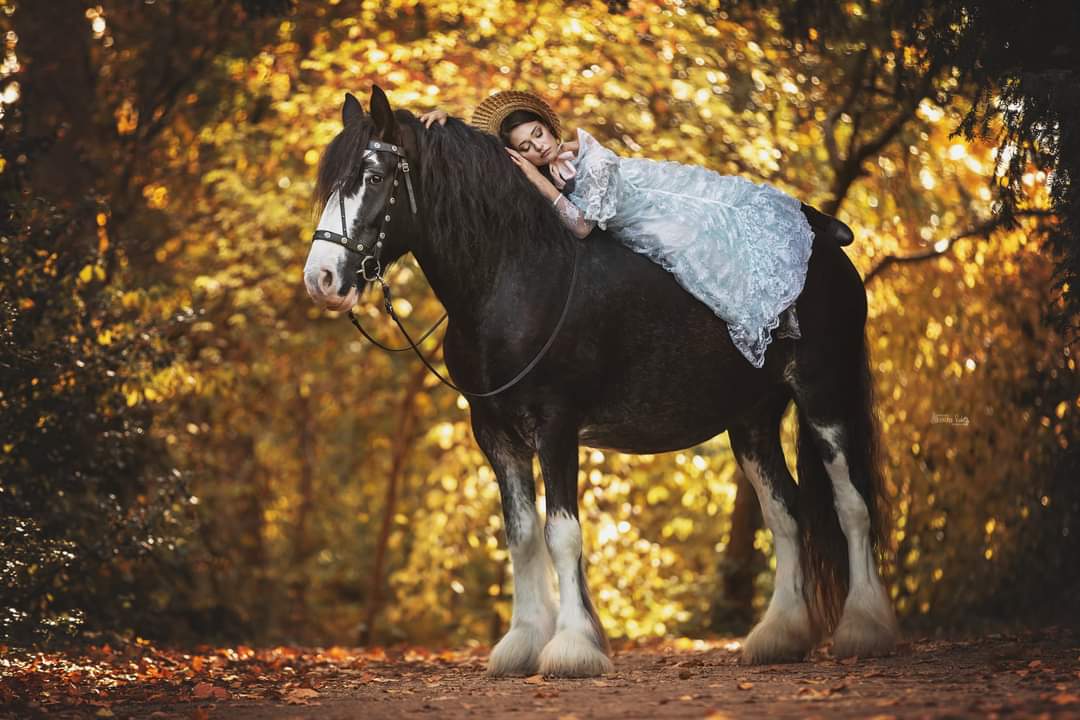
[411,235,513,325]
[405,123,571,330]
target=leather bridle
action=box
[310,135,579,398]
[311,139,418,285]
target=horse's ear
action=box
[369,84,398,140]
[343,92,364,126]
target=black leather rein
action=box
[310,137,579,398]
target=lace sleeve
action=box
[553,194,596,239]
[568,129,621,230]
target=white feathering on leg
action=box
[739,457,816,664]
[812,423,898,658]
[537,511,612,677]
[488,481,557,676]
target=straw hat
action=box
[470,90,563,142]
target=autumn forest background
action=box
[2,0,1079,654]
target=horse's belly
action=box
[579,420,728,454]
[576,382,743,453]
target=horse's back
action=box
[461,230,859,455]
[554,233,786,451]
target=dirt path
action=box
[5,629,1080,718]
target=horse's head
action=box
[304,86,421,311]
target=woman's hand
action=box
[419,109,448,128]
[505,147,558,199]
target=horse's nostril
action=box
[319,269,335,294]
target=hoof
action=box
[488,622,554,677]
[537,629,612,677]
[740,604,815,664]
[831,592,899,658]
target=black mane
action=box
[313,108,575,268]
[313,117,373,219]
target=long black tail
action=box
[794,327,889,634]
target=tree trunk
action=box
[290,388,316,636]
[360,363,431,645]
[711,468,764,632]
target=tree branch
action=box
[825,58,942,215]
[864,210,1056,284]
[823,47,869,180]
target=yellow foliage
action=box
[100,0,1071,646]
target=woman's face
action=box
[507,120,559,167]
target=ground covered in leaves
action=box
[2,628,1079,719]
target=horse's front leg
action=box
[473,418,557,677]
[536,421,612,677]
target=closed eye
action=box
[520,125,542,152]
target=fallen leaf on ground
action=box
[284,687,320,705]
[798,686,834,700]
[1052,693,1079,705]
[325,646,351,661]
[523,674,545,685]
[192,682,229,701]
[737,682,754,690]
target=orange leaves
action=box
[192,682,229,701]
[283,687,320,705]
[115,99,139,136]
[0,639,417,713]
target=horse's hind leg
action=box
[804,417,898,657]
[729,390,817,664]
[473,417,557,676]
[535,420,612,677]
[792,333,899,657]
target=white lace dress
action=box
[552,127,814,369]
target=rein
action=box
[311,135,578,398]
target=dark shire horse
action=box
[303,86,898,677]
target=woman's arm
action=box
[553,194,596,239]
[506,146,595,238]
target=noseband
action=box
[310,134,579,399]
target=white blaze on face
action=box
[303,186,366,310]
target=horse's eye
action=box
[369,174,383,184]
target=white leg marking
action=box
[813,423,898,657]
[488,477,556,676]
[739,456,815,664]
[537,511,612,677]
